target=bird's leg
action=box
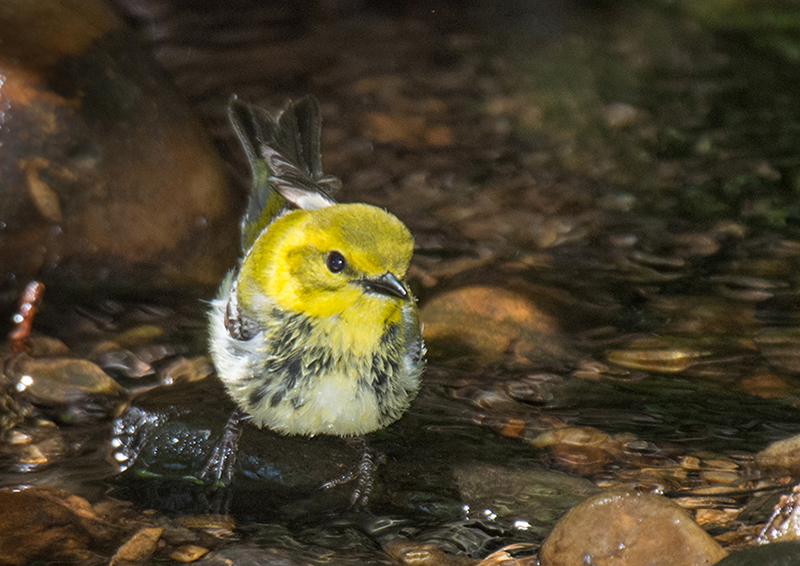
[320,435,380,507]
[201,408,247,486]
[350,436,376,507]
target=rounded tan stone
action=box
[539,490,727,566]
[420,285,561,364]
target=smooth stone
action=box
[420,285,566,365]
[454,463,599,534]
[170,544,211,563]
[6,354,125,404]
[384,538,477,566]
[109,527,164,566]
[539,490,728,566]
[758,435,800,474]
[0,0,235,287]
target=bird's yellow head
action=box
[237,203,414,327]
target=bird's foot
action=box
[201,408,247,487]
[321,436,382,507]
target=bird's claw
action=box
[200,409,246,487]
[320,437,381,507]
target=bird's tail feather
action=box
[228,95,340,252]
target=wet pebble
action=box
[115,325,166,348]
[607,345,708,373]
[384,538,477,566]
[650,295,758,335]
[538,491,728,566]
[91,342,154,378]
[109,527,164,566]
[157,356,213,386]
[0,382,33,433]
[170,544,210,563]
[0,419,66,472]
[5,354,126,419]
[24,336,70,357]
[475,543,538,566]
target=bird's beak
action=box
[359,272,408,299]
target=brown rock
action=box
[607,345,708,373]
[384,539,477,566]
[170,545,210,563]
[476,544,538,566]
[0,0,236,287]
[529,427,636,475]
[741,373,793,400]
[539,491,727,566]
[5,354,124,404]
[454,463,598,529]
[757,434,800,474]
[110,527,164,566]
[0,486,120,566]
[420,285,563,365]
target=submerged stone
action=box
[607,347,709,373]
[757,435,800,475]
[454,463,599,535]
[6,354,124,402]
[0,419,67,472]
[197,547,311,566]
[756,329,800,374]
[476,543,538,566]
[538,490,727,566]
[0,486,121,566]
[384,539,477,566]
[420,285,566,366]
[170,544,210,563]
[109,527,163,566]
[528,426,636,475]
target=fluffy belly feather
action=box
[208,285,422,437]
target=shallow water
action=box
[5,0,800,563]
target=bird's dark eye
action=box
[326,251,346,273]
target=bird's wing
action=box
[228,95,341,252]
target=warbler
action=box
[204,96,425,501]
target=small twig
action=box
[8,281,45,354]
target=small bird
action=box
[204,95,425,504]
